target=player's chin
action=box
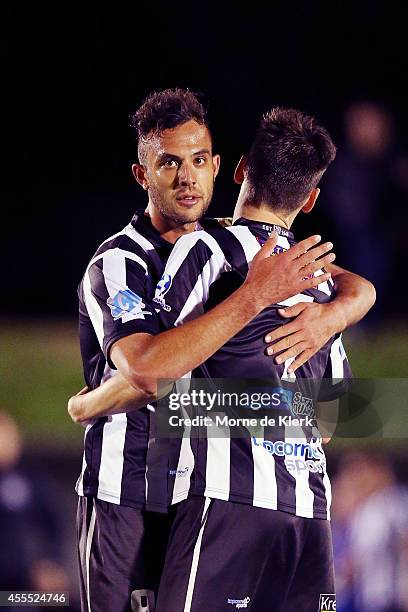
[175,200,208,223]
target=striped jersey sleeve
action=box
[318,334,353,401]
[80,230,160,370]
[154,231,229,328]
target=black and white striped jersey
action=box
[76,209,221,512]
[76,210,169,511]
[156,218,352,520]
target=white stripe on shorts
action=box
[85,500,97,612]
[183,497,212,612]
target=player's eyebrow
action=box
[192,148,211,156]
[157,153,182,164]
[157,149,212,165]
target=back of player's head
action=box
[246,107,336,211]
[130,88,209,163]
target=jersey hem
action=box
[170,485,329,520]
[77,488,169,513]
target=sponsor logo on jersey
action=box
[107,289,152,321]
[291,392,314,417]
[245,387,314,418]
[252,438,326,473]
[318,594,336,611]
[227,596,250,609]
[168,466,190,478]
[153,273,172,311]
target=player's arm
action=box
[264,264,376,372]
[68,233,334,422]
[68,382,152,424]
[110,233,335,393]
[68,379,174,424]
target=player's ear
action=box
[132,163,149,190]
[301,188,320,214]
[234,155,247,184]
[212,154,221,179]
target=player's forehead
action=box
[145,120,212,160]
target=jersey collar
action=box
[233,217,294,241]
[130,209,173,248]
[131,208,222,246]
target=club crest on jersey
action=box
[256,236,287,256]
[153,273,172,312]
[107,289,152,321]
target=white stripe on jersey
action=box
[204,421,231,501]
[96,414,127,504]
[165,231,228,279]
[76,428,91,497]
[102,249,149,323]
[95,220,160,267]
[323,471,332,520]
[88,248,148,275]
[171,374,195,504]
[174,257,216,325]
[279,294,314,307]
[127,224,164,271]
[282,357,297,381]
[284,425,315,518]
[315,273,332,296]
[83,247,149,350]
[252,430,278,510]
[226,225,261,262]
[330,335,345,379]
[171,432,195,505]
[83,268,105,348]
[83,247,150,350]
[279,235,291,251]
[102,249,127,296]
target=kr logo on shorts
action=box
[318,594,336,611]
[107,289,152,322]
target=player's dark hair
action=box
[246,107,336,211]
[130,88,209,163]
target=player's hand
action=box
[244,233,335,310]
[264,302,338,372]
[68,386,93,426]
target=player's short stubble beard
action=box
[148,181,214,226]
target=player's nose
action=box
[178,162,196,187]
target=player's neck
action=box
[145,204,197,244]
[233,201,296,229]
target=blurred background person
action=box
[0,410,78,611]
[332,451,408,612]
[323,101,407,323]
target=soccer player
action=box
[149,107,357,611]
[70,90,375,612]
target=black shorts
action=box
[76,496,174,612]
[156,497,335,612]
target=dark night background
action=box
[3,0,408,318]
[1,4,408,607]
